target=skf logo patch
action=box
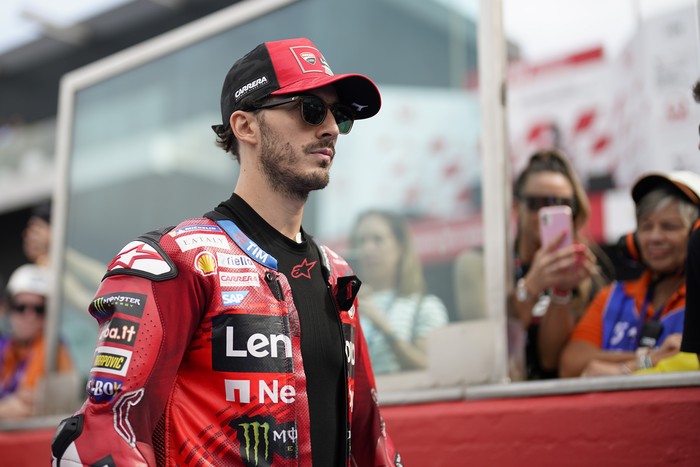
[108,241,172,277]
[290,45,333,76]
[86,376,123,403]
[90,292,147,320]
[92,346,132,376]
[234,415,297,466]
[222,291,249,307]
[195,251,217,276]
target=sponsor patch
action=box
[107,241,173,277]
[92,346,132,377]
[235,75,269,100]
[212,314,292,373]
[168,225,222,236]
[219,271,260,287]
[175,233,229,252]
[233,415,297,465]
[216,220,278,270]
[217,252,256,270]
[222,291,249,307]
[99,317,139,347]
[86,376,123,403]
[195,251,217,276]
[290,258,316,279]
[289,45,333,76]
[90,292,147,320]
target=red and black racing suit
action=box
[51,216,399,466]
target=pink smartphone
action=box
[538,205,573,249]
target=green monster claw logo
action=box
[240,421,270,465]
[234,415,297,466]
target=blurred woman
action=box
[350,210,449,375]
[560,171,700,377]
[0,264,73,418]
[511,149,610,380]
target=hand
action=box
[652,333,682,363]
[581,359,628,377]
[527,238,595,295]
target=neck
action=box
[234,174,305,241]
[650,273,684,309]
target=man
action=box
[51,38,400,466]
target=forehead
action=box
[521,171,573,196]
[11,291,46,303]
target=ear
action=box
[230,110,259,146]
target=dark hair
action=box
[693,79,700,103]
[350,210,425,296]
[213,125,241,161]
[212,96,264,162]
[514,148,590,230]
[31,200,52,223]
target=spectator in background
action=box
[510,149,610,380]
[350,210,449,374]
[22,201,104,312]
[560,171,700,377]
[0,264,73,418]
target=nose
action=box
[317,107,340,138]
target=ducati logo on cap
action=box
[300,52,316,65]
[290,46,333,76]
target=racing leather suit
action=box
[51,217,400,466]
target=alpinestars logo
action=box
[291,258,316,279]
[234,415,297,466]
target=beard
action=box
[258,117,333,201]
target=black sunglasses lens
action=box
[300,97,327,125]
[12,303,45,315]
[524,196,575,211]
[332,107,354,134]
[299,97,354,134]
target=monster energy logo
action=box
[235,415,297,466]
[240,421,270,465]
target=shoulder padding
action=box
[102,226,178,282]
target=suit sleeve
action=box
[351,301,402,467]
[51,242,205,466]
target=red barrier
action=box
[2,387,698,466]
[381,386,700,466]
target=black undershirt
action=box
[209,194,345,466]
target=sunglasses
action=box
[10,302,46,315]
[252,95,355,134]
[521,195,576,214]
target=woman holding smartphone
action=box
[511,149,610,380]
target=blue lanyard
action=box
[637,280,666,346]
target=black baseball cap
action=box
[631,171,700,206]
[213,37,381,132]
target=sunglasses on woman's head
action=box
[521,195,576,213]
[251,95,355,134]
